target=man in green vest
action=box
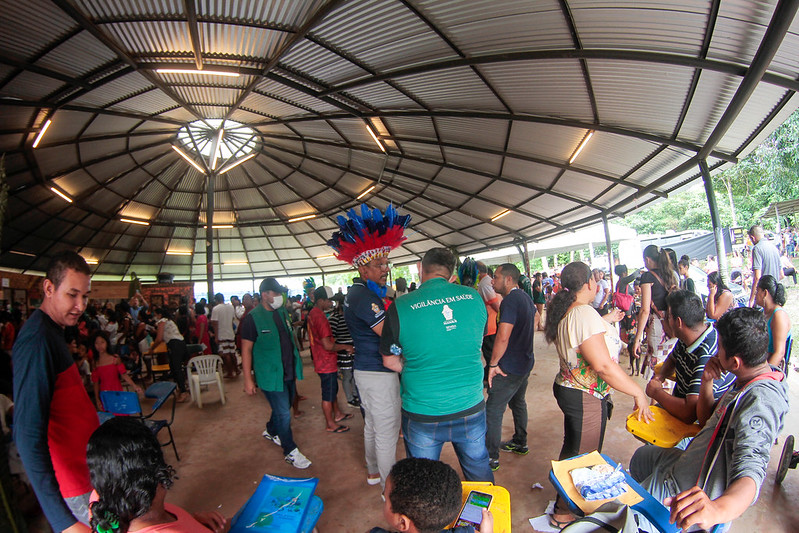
[380,248,493,481]
[241,277,311,469]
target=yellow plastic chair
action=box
[626,406,699,448]
[448,481,510,533]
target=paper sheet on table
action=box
[550,451,642,514]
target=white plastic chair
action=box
[187,355,225,408]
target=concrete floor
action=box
[156,333,799,532]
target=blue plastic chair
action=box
[549,453,720,533]
[100,381,179,460]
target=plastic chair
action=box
[100,381,180,460]
[780,336,793,373]
[187,354,226,408]
[449,481,511,533]
[549,452,720,533]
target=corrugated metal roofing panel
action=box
[79,138,128,162]
[240,91,311,118]
[706,0,773,67]
[393,67,506,111]
[170,86,241,107]
[281,39,370,85]
[769,29,799,78]
[441,146,502,175]
[0,0,75,57]
[507,121,584,163]
[313,0,456,72]
[418,0,572,54]
[109,89,182,116]
[571,1,708,54]
[104,21,191,54]
[36,31,118,77]
[675,70,741,145]
[342,83,422,110]
[552,170,617,203]
[715,81,789,154]
[479,60,594,120]
[573,131,661,179]
[501,158,561,188]
[34,146,79,178]
[200,22,287,59]
[2,71,66,100]
[588,59,694,137]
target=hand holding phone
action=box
[454,490,493,530]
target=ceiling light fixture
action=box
[218,152,257,175]
[49,187,73,203]
[315,253,335,259]
[32,119,52,148]
[223,260,248,266]
[491,210,510,222]
[10,250,35,257]
[155,68,240,78]
[569,130,594,164]
[211,128,224,170]
[120,217,150,226]
[85,259,98,265]
[202,224,234,229]
[166,250,192,256]
[365,124,385,153]
[288,214,316,223]
[172,145,206,173]
[356,185,376,200]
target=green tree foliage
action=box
[620,109,799,233]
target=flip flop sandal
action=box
[548,514,573,530]
[327,425,350,433]
[335,413,354,422]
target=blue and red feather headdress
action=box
[327,204,411,267]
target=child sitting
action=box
[87,416,227,533]
[91,331,141,411]
[371,458,494,533]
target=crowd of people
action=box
[2,214,796,533]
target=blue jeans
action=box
[402,408,494,483]
[485,371,530,460]
[262,381,297,455]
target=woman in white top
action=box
[147,307,189,401]
[545,261,653,529]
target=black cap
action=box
[259,277,286,294]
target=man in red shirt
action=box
[308,286,355,433]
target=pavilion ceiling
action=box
[2,0,799,279]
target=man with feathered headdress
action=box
[327,204,410,490]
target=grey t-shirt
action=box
[752,239,782,281]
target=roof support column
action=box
[515,241,531,279]
[206,172,215,301]
[699,159,728,281]
[602,214,614,290]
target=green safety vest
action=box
[393,278,486,416]
[249,305,303,392]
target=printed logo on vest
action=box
[442,304,457,331]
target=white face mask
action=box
[270,294,284,309]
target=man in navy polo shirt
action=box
[485,263,536,471]
[345,253,399,488]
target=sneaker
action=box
[262,429,281,447]
[489,459,500,472]
[367,472,381,485]
[285,448,312,469]
[347,399,361,408]
[500,440,529,455]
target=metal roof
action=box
[2,0,799,280]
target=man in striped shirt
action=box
[645,290,735,425]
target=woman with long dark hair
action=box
[755,275,792,369]
[631,244,678,378]
[88,417,226,533]
[705,271,735,321]
[545,262,653,529]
